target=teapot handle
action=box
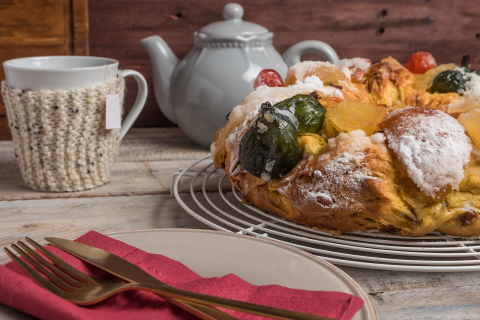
[282,41,339,67]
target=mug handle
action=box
[282,40,339,67]
[118,69,148,141]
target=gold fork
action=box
[4,239,334,320]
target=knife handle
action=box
[162,295,237,320]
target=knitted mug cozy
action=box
[1,73,125,192]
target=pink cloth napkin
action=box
[0,231,364,320]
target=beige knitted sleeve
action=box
[1,73,125,192]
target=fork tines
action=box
[4,238,90,296]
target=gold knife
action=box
[45,237,237,320]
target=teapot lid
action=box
[196,3,270,42]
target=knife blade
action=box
[45,237,237,320]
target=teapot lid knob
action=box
[222,3,244,20]
[197,2,269,39]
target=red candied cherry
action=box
[406,52,437,74]
[253,69,284,89]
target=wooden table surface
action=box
[1,128,479,320]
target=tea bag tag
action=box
[106,94,121,129]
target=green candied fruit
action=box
[431,70,468,94]
[239,102,303,180]
[273,94,326,134]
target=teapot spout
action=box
[141,35,179,124]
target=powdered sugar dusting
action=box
[338,58,371,81]
[307,190,334,205]
[383,107,472,200]
[261,173,271,182]
[370,132,386,145]
[265,159,275,173]
[302,132,375,209]
[288,75,343,98]
[280,130,383,211]
[256,121,268,133]
[341,67,352,79]
[338,58,371,73]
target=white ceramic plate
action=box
[1,229,377,320]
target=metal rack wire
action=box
[172,155,480,272]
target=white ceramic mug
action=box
[3,56,147,141]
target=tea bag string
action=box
[105,64,111,82]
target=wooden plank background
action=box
[88,0,480,129]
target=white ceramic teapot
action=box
[141,3,338,148]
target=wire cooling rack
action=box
[172,155,480,272]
